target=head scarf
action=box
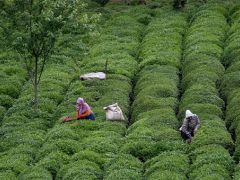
[185,110,195,118]
[76,97,90,114]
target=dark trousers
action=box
[85,113,95,120]
[181,130,194,141]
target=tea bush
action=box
[19,167,52,180]
[144,151,189,178]
[56,160,102,180]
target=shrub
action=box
[235,163,240,179]
[36,151,70,176]
[221,71,240,98]
[131,96,178,121]
[56,160,102,180]
[0,153,31,174]
[178,103,223,120]
[104,169,142,180]
[191,121,233,149]
[0,171,17,180]
[36,139,83,160]
[45,125,80,141]
[104,153,142,174]
[179,84,225,109]
[191,150,233,172]
[182,54,224,77]
[181,70,220,91]
[0,95,14,109]
[1,130,45,151]
[80,136,122,154]
[0,106,6,120]
[155,140,189,154]
[145,170,186,180]
[19,167,52,180]
[126,126,181,142]
[72,150,105,168]
[144,151,189,177]
[131,108,179,129]
[121,139,157,161]
[189,164,230,180]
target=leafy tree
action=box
[1,0,99,109]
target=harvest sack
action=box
[103,103,125,121]
[80,72,106,81]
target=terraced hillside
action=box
[1,0,240,179]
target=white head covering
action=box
[185,110,194,118]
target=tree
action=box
[1,0,92,109]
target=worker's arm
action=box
[194,116,200,133]
[76,110,91,119]
[64,116,77,122]
[181,118,192,138]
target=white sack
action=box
[80,72,106,81]
[103,103,125,121]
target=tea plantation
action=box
[1,0,240,179]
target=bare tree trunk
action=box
[34,56,38,110]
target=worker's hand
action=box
[64,116,72,122]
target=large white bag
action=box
[103,103,125,121]
[80,72,106,81]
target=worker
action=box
[64,97,95,122]
[179,110,200,144]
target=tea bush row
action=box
[220,5,240,178]
[122,9,189,179]
[28,6,148,179]
[180,4,234,179]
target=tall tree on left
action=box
[1,0,85,109]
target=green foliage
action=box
[189,164,230,180]
[104,154,142,178]
[225,91,240,130]
[180,84,225,109]
[45,125,80,142]
[0,106,6,120]
[144,151,189,177]
[36,151,70,176]
[104,169,142,180]
[155,140,189,153]
[234,163,240,180]
[191,121,233,149]
[19,167,52,180]
[72,150,105,168]
[179,103,223,120]
[145,170,186,180]
[37,139,83,160]
[80,136,122,154]
[56,160,102,180]
[132,96,178,120]
[0,153,31,175]
[182,54,224,78]
[121,139,156,161]
[0,171,17,180]
[131,108,179,129]
[221,71,240,99]
[181,70,220,91]
[0,95,14,109]
[0,130,45,152]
